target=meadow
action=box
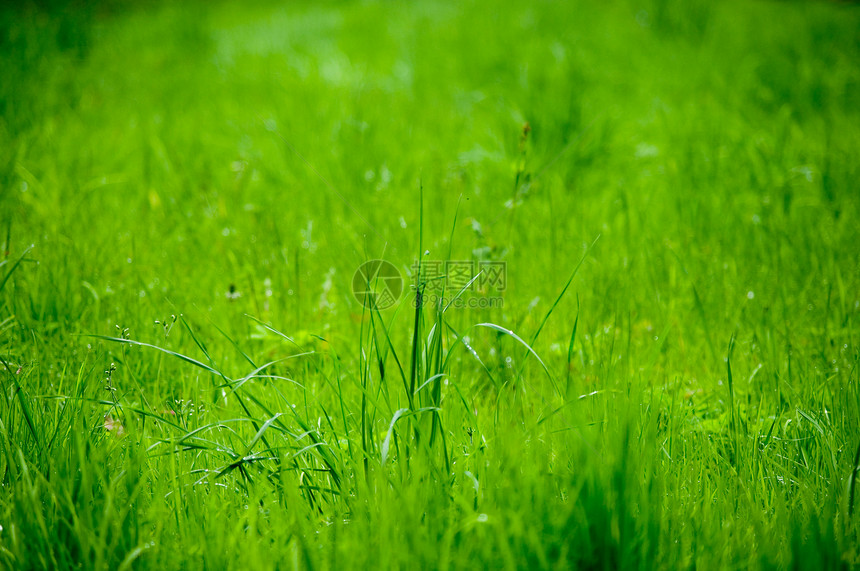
[1,0,860,568]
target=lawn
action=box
[1,0,859,568]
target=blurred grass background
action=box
[1,0,860,568]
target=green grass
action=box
[1,0,860,568]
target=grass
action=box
[1,0,860,568]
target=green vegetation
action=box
[1,0,859,568]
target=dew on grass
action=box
[399,216,407,229]
[747,291,754,299]
[476,514,489,523]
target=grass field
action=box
[2,0,860,568]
